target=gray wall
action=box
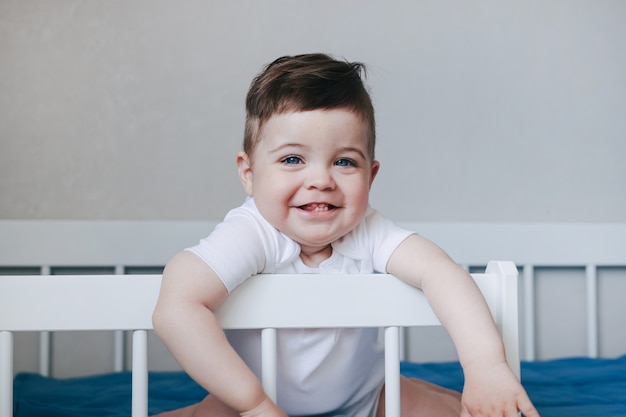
[1,1,625,222]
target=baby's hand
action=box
[239,396,288,417]
[461,360,539,417]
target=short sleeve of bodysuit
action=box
[365,208,415,272]
[186,198,300,292]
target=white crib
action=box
[1,220,625,417]
[0,261,518,417]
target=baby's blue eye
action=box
[335,158,355,167]
[282,156,303,165]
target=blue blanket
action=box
[14,356,626,417]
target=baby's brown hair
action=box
[243,53,376,160]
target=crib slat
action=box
[384,326,401,417]
[114,331,125,372]
[132,330,148,417]
[487,261,521,379]
[586,265,598,358]
[261,328,278,403]
[399,327,407,361]
[523,264,535,361]
[0,331,12,417]
[39,332,51,376]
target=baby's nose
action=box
[305,167,336,190]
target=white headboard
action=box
[2,220,624,266]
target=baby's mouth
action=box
[298,203,337,212]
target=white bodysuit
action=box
[188,198,413,417]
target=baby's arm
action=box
[152,251,286,417]
[387,234,539,417]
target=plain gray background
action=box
[1,1,625,222]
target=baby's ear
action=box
[236,151,254,195]
[369,160,380,188]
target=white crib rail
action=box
[0,261,519,417]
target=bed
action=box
[1,220,626,417]
[9,356,626,417]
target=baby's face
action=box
[237,109,379,256]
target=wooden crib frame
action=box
[0,261,519,417]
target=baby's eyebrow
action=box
[338,146,367,160]
[268,143,307,154]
